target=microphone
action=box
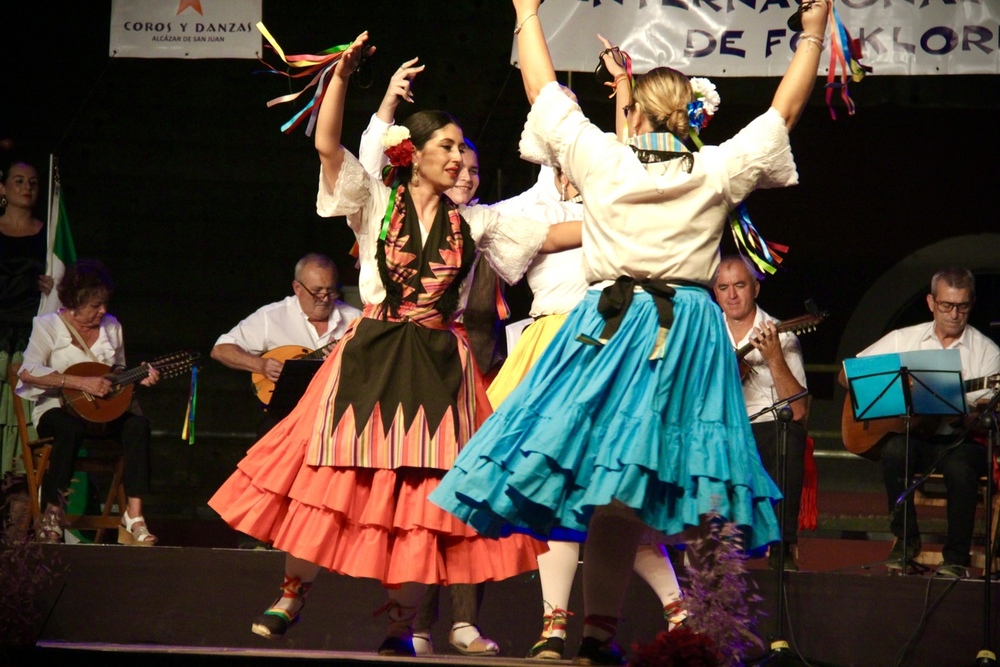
[748,389,811,421]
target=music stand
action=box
[844,349,966,574]
[268,359,324,413]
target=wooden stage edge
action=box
[20,543,1000,667]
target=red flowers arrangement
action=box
[629,628,722,667]
[384,139,415,168]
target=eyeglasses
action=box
[296,281,340,300]
[932,298,972,314]
[594,46,631,85]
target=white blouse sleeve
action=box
[16,315,60,399]
[700,107,798,207]
[463,205,548,286]
[316,151,388,235]
[519,82,632,204]
[358,113,391,178]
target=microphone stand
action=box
[975,393,998,667]
[748,392,839,666]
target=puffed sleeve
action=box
[16,315,60,400]
[316,151,386,233]
[519,82,628,204]
[462,205,548,286]
[699,107,798,207]
[358,113,391,178]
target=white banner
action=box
[110,0,262,59]
[513,0,1000,76]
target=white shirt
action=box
[214,295,361,355]
[857,322,1000,410]
[520,82,798,287]
[488,167,588,317]
[724,306,807,423]
[16,311,127,422]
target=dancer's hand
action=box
[798,0,829,36]
[384,58,423,106]
[597,34,627,79]
[336,31,374,79]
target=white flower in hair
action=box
[689,77,721,116]
[382,125,411,148]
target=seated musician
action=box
[838,267,1000,578]
[210,253,361,438]
[713,255,809,570]
[16,259,160,545]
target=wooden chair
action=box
[8,361,54,522]
[8,362,127,543]
[912,471,1000,571]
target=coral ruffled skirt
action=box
[208,316,544,586]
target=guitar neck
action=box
[305,341,336,360]
[111,365,149,388]
[733,313,827,361]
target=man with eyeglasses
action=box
[839,267,1000,578]
[212,252,361,438]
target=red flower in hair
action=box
[384,139,415,168]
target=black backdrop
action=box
[3,2,999,433]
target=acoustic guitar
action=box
[61,351,201,423]
[251,341,337,405]
[841,373,1000,459]
[735,312,828,380]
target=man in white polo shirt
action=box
[839,267,999,578]
[212,253,361,438]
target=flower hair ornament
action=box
[687,77,720,133]
[686,77,788,276]
[380,125,415,186]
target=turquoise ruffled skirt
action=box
[429,287,781,551]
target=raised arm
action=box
[359,57,425,176]
[770,0,830,131]
[315,31,373,192]
[597,34,630,141]
[512,0,556,105]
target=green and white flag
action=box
[39,155,76,315]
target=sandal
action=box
[251,575,312,639]
[35,505,65,544]
[663,600,689,631]
[528,608,572,660]
[412,630,434,656]
[449,623,499,656]
[374,599,417,656]
[118,510,157,546]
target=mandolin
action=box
[841,373,1000,459]
[61,351,201,423]
[251,341,337,405]
[735,312,828,380]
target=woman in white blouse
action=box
[18,259,160,545]
[431,0,833,662]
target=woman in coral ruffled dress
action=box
[207,31,579,656]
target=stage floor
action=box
[18,540,1000,667]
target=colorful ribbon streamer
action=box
[181,364,198,445]
[690,131,786,275]
[256,22,351,136]
[821,2,871,120]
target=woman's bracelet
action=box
[514,13,538,35]
[798,33,825,50]
[605,73,630,98]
